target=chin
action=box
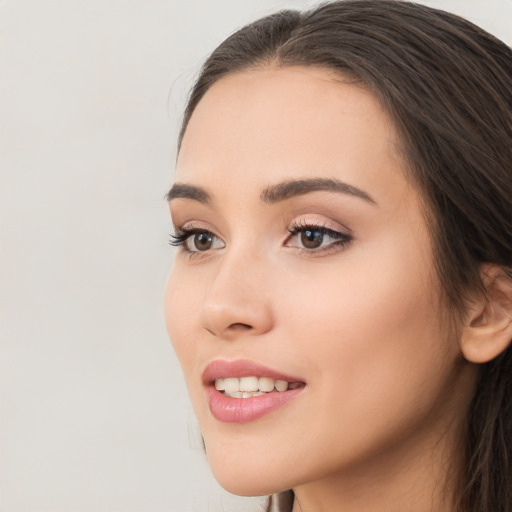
[211,467,282,497]
[205,442,290,497]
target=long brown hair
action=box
[177,2,512,511]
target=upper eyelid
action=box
[288,223,342,236]
[174,220,220,235]
[288,216,352,235]
[286,223,352,242]
[174,224,224,241]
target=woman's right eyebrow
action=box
[166,183,210,203]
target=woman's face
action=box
[165,67,473,497]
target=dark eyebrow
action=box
[166,183,210,203]
[261,178,376,204]
[166,178,376,206]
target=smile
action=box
[215,376,303,398]
[203,360,306,423]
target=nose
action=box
[199,251,274,340]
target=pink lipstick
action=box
[202,359,305,423]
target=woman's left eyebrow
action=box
[260,178,377,205]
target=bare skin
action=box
[165,66,478,512]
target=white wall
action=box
[1,1,510,511]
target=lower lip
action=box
[207,386,304,423]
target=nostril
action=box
[229,322,253,331]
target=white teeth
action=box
[275,380,288,392]
[258,377,275,392]
[214,376,300,395]
[239,376,259,392]
[223,378,240,393]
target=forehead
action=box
[175,66,408,205]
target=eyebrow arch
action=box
[261,178,376,205]
[166,183,210,203]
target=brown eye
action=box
[286,223,353,253]
[300,229,324,249]
[176,229,225,253]
[193,232,213,251]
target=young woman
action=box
[164,1,512,511]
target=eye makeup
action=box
[285,219,353,255]
[169,226,225,253]
[169,217,353,257]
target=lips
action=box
[202,359,306,423]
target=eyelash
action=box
[169,222,353,255]
[168,226,216,251]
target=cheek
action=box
[281,241,437,351]
[277,240,456,433]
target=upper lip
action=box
[202,359,305,385]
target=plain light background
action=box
[1,1,511,511]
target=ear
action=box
[461,265,512,364]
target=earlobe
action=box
[461,265,512,364]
